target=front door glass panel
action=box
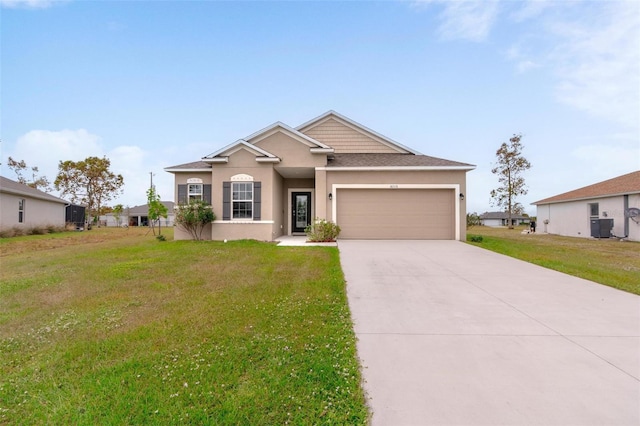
[291,192,312,233]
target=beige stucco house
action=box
[533,171,640,241]
[165,111,475,241]
[0,176,68,231]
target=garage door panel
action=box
[337,189,454,240]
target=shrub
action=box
[305,218,341,242]
[11,226,26,237]
[468,235,483,243]
[29,226,48,235]
[175,200,216,240]
[0,225,68,238]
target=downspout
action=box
[624,194,629,238]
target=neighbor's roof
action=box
[0,176,68,204]
[480,211,529,220]
[533,170,640,205]
[127,201,175,215]
[325,153,475,169]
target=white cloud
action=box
[3,129,177,208]
[413,0,500,42]
[0,0,59,9]
[9,129,103,183]
[549,1,640,129]
[509,0,551,22]
[504,1,640,130]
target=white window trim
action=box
[18,198,25,223]
[188,183,203,201]
[232,181,253,220]
[330,183,462,240]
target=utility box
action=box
[590,218,613,238]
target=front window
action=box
[18,199,25,223]
[188,183,203,201]
[589,203,599,218]
[232,182,253,219]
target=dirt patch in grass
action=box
[0,227,153,256]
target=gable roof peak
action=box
[242,120,332,149]
[295,110,420,155]
[202,139,279,161]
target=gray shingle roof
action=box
[480,211,529,220]
[127,201,175,215]
[326,153,475,168]
[0,176,68,204]
[164,161,212,171]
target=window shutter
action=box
[253,182,261,220]
[222,182,231,220]
[177,185,187,204]
[203,184,212,205]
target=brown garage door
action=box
[336,188,455,239]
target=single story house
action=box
[0,176,68,231]
[100,201,175,227]
[479,211,531,227]
[165,111,475,241]
[533,170,640,241]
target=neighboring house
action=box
[0,176,68,230]
[533,171,640,241]
[165,111,475,241]
[101,201,175,227]
[479,211,530,227]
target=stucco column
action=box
[315,168,327,220]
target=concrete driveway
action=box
[339,240,640,426]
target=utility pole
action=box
[149,171,155,190]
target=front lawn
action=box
[0,228,368,424]
[466,226,640,295]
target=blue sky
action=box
[2,0,639,215]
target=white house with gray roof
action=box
[0,176,68,231]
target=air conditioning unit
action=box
[590,218,613,238]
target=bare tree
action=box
[7,156,52,192]
[490,134,531,229]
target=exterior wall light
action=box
[328,193,333,200]
[459,193,465,201]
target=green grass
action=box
[0,228,368,424]
[466,226,640,295]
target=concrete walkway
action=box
[275,235,337,247]
[339,240,640,426]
